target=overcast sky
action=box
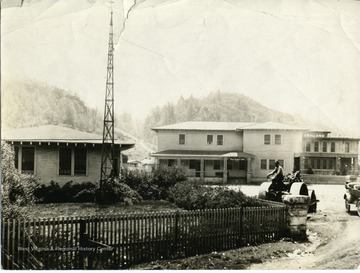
[2,0,360,135]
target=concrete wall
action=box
[157,130,243,152]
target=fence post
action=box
[237,207,244,247]
[172,211,180,256]
[79,220,88,269]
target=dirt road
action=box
[132,184,360,270]
[242,184,360,270]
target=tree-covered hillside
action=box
[2,78,102,133]
[1,78,154,159]
[2,78,335,159]
[143,91,332,143]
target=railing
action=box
[2,203,286,269]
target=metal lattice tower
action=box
[100,11,115,185]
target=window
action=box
[328,159,334,169]
[217,135,223,145]
[322,142,327,153]
[269,159,275,169]
[168,159,176,166]
[179,134,185,145]
[331,142,335,152]
[21,147,35,174]
[304,158,309,168]
[269,159,284,169]
[305,141,311,152]
[207,135,213,145]
[59,148,72,175]
[314,141,319,152]
[264,134,271,145]
[345,142,350,153]
[74,148,87,175]
[275,134,281,145]
[260,159,267,170]
[59,148,88,176]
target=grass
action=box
[21,200,179,219]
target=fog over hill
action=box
[2,0,360,136]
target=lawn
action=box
[21,200,179,219]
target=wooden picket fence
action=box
[2,202,286,269]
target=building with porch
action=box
[301,130,359,175]
[151,121,307,183]
[2,125,135,185]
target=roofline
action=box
[3,139,135,148]
[151,128,238,132]
[236,128,309,131]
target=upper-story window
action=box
[322,142,327,153]
[275,134,282,145]
[305,141,311,152]
[345,142,350,153]
[331,142,335,152]
[217,135,223,145]
[179,134,185,145]
[314,141,319,152]
[207,135,213,145]
[264,134,271,145]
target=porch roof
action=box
[152,150,254,158]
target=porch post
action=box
[200,158,204,181]
[223,158,228,183]
[246,157,252,183]
[353,157,358,173]
[335,157,340,172]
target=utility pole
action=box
[100,10,115,187]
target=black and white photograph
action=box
[1,0,360,270]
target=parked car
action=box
[344,176,360,216]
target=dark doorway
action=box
[294,157,300,172]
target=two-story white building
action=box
[151,121,307,183]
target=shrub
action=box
[95,177,142,205]
[1,141,38,218]
[169,180,260,210]
[34,181,96,203]
[151,165,187,200]
[121,165,187,201]
[121,168,161,200]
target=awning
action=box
[220,152,254,158]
